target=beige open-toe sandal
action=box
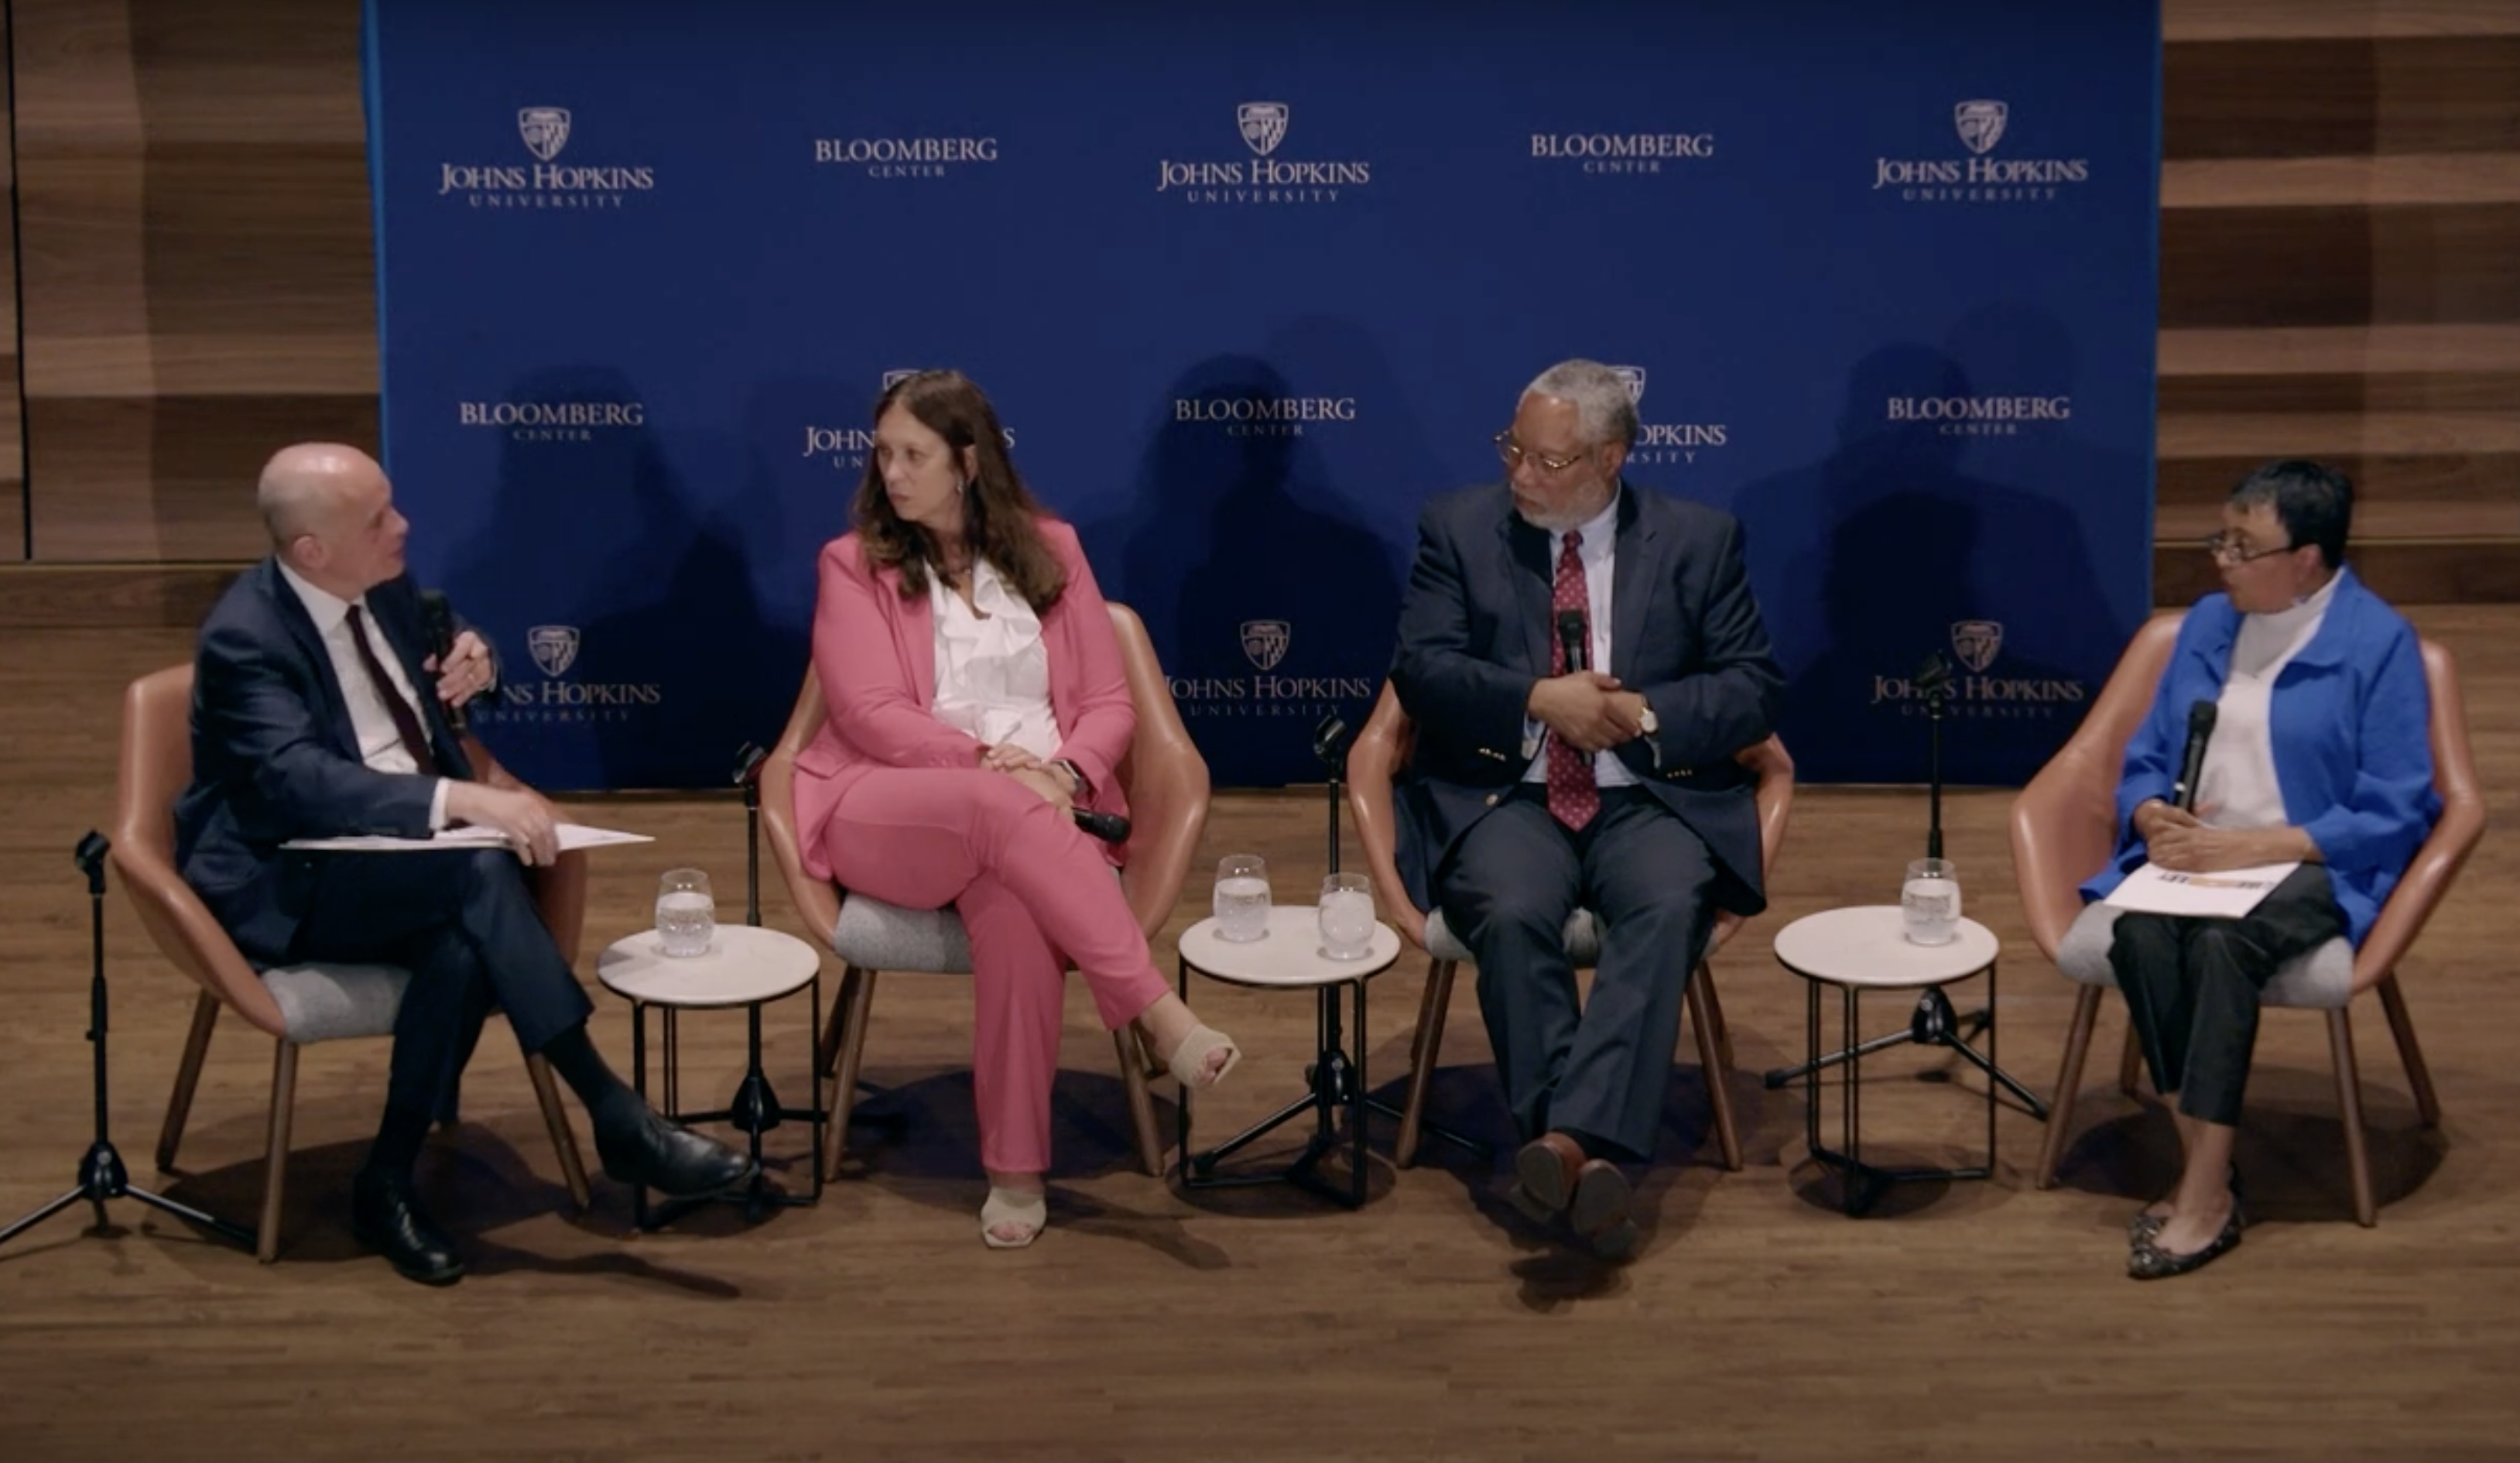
[1165,1023,1242,1089]
[981,1187,1048,1249]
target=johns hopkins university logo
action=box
[1868,616,2085,721]
[803,370,1015,471]
[1241,619,1291,672]
[438,105,657,210]
[473,625,664,728]
[1871,98,2088,204]
[1950,618,2004,673]
[1156,102,1371,204]
[1608,364,1727,468]
[1169,618,1375,721]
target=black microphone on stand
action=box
[2171,701,2218,813]
[1915,652,1954,859]
[1313,712,1352,873]
[1556,607,1590,673]
[417,588,471,733]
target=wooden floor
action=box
[1,612,2515,1461]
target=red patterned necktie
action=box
[345,604,440,776]
[1546,530,1599,831]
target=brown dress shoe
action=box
[1514,1132,1587,1215]
[1569,1158,1634,1242]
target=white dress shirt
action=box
[276,562,450,829]
[2199,570,2340,831]
[929,559,1061,760]
[1519,490,1638,790]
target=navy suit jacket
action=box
[1389,481,1782,917]
[175,560,474,963]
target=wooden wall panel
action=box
[2165,37,2520,156]
[1,4,23,562]
[11,0,372,562]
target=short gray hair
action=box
[1523,359,1639,451]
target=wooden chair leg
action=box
[525,1053,591,1212]
[2036,985,2104,1190]
[2117,1018,2143,1098]
[2375,974,2443,1130]
[1699,959,1735,1072]
[1395,960,1457,1168]
[1113,1031,1164,1177]
[1687,962,1743,1172]
[823,967,877,1174]
[2328,1006,2378,1226]
[157,991,221,1172]
[817,970,851,1080]
[258,1040,299,1264]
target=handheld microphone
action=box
[416,588,468,732]
[1070,807,1132,843]
[1556,608,1589,673]
[2171,700,2217,812]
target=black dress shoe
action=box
[351,1170,464,1287]
[2128,1201,2244,1280]
[1569,1159,1635,1243]
[1513,1133,1586,1218]
[594,1107,758,1197]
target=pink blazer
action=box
[794,518,1135,882]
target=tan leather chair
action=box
[113,665,592,1262]
[1345,680,1793,1170]
[758,602,1204,1177]
[2011,615,2481,1224]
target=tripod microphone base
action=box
[0,1140,257,1252]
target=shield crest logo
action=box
[1608,365,1648,407]
[518,107,573,163]
[1237,102,1289,158]
[1953,99,2008,156]
[528,625,581,678]
[1950,619,2004,674]
[882,368,918,391]
[1240,618,1292,672]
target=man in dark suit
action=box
[1392,361,1781,1255]
[178,442,752,1285]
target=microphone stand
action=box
[0,833,255,1255]
[1761,658,2049,1119]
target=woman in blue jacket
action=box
[2080,459,2439,1280]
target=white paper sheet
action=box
[282,823,653,854]
[2103,860,2299,918]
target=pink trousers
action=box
[817,767,1170,1174]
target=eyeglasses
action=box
[2201,532,2293,566]
[1494,431,1585,475]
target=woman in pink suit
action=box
[794,370,1239,1248]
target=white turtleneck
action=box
[2197,570,2341,831]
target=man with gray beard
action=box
[1389,360,1781,1256]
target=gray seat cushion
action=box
[259,962,412,1043]
[1423,907,1601,968]
[830,896,974,974]
[2056,902,2356,1009]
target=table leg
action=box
[1350,977,1368,1208]
[630,999,650,1231]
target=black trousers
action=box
[1436,785,1718,1162]
[2108,864,2345,1128]
[275,849,594,1120]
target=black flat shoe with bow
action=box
[2127,1201,2244,1280]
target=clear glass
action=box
[1212,854,1271,943]
[656,867,716,958]
[1318,872,1376,960]
[1901,858,1961,946]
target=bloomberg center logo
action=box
[1608,365,1727,468]
[456,398,647,444]
[1155,103,1372,205]
[803,371,1017,471]
[437,107,659,210]
[1871,99,2090,204]
[813,132,999,179]
[1868,618,2088,721]
[1881,389,2071,438]
[1530,128,1715,176]
[1172,389,1358,439]
[471,625,665,728]
[1168,618,1376,721]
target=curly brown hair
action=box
[852,370,1067,612]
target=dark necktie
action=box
[1546,530,1599,831]
[345,603,440,776]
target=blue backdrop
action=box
[366,1,2160,790]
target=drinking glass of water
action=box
[656,868,716,958]
[1213,855,1270,942]
[1901,858,1961,946]
[1318,872,1376,961]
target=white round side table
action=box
[597,923,823,1227]
[1175,904,1401,1208]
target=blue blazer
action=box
[1390,481,1783,916]
[2080,566,2440,944]
[175,560,474,964]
